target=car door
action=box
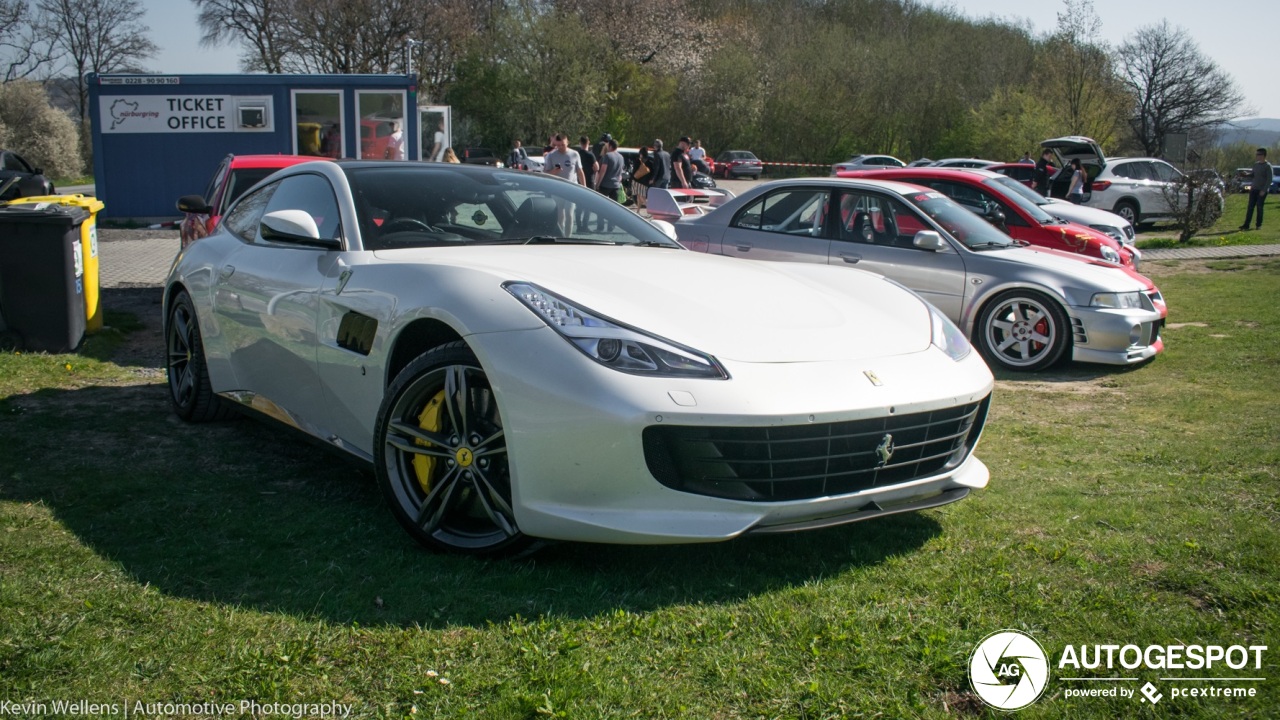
[1148,160,1183,214]
[213,172,344,430]
[1108,160,1153,205]
[828,190,968,321]
[715,186,833,264]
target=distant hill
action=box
[1216,118,1280,147]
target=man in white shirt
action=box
[429,120,446,162]
[543,133,585,233]
[386,121,406,160]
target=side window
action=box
[1151,162,1180,183]
[204,161,229,208]
[260,173,342,242]
[924,180,987,213]
[221,183,278,242]
[730,188,830,236]
[837,191,916,247]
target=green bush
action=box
[0,80,83,180]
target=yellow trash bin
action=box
[2,194,105,332]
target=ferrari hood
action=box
[384,245,935,363]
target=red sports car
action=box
[840,167,1135,267]
[177,154,315,247]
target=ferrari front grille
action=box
[643,395,990,502]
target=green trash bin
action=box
[0,203,90,352]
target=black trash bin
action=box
[0,203,89,352]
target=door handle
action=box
[219,265,235,280]
[733,243,753,252]
[838,253,862,264]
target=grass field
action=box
[1,260,1277,718]
[1137,191,1280,248]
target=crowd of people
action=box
[507,133,713,210]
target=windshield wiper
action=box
[967,241,1013,250]
[523,236,614,245]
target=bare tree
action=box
[1159,172,1224,242]
[0,0,56,81]
[1116,21,1244,157]
[192,0,290,73]
[274,0,416,74]
[1033,0,1128,146]
[37,0,157,126]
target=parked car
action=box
[672,177,1165,372]
[460,147,502,166]
[842,167,1137,267]
[1273,165,1280,194]
[990,172,1139,259]
[360,118,398,159]
[987,162,1044,189]
[830,154,905,175]
[1230,167,1253,193]
[176,154,315,247]
[519,151,544,172]
[1040,136,1223,226]
[929,158,999,169]
[907,158,935,167]
[163,161,994,555]
[714,150,763,179]
[0,149,54,201]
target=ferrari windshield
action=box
[902,190,1015,249]
[344,166,680,250]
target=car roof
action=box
[841,167,1004,182]
[746,176,934,196]
[228,154,318,170]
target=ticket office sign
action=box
[100,95,274,134]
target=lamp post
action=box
[405,39,422,77]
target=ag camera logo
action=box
[969,630,1050,710]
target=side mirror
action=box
[177,194,212,214]
[913,230,947,251]
[260,209,340,249]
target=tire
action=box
[1113,200,1139,226]
[975,290,1071,372]
[166,291,236,421]
[373,342,532,556]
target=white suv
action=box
[1041,136,1219,226]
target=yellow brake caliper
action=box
[412,390,447,493]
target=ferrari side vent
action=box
[337,311,377,355]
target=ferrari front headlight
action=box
[505,282,727,379]
[929,304,972,362]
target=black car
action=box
[0,150,55,201]
[460,147,502,166]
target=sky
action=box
[137,0,1278,120]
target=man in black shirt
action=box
[1034,149,1055,197]
[574,136,599,229]
[671,136,694,189]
